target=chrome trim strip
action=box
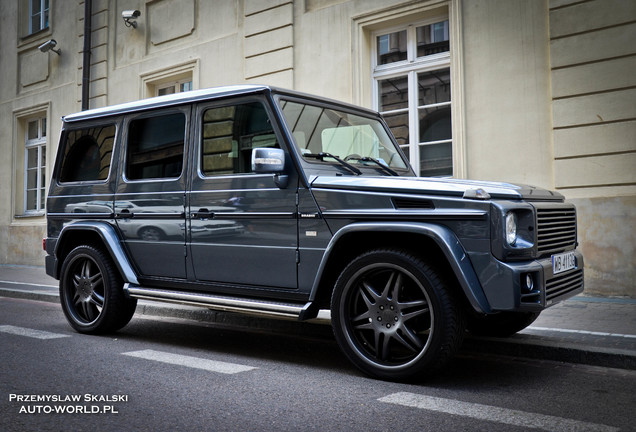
[47,212,114,219]
[321,209,487,221]
[125,285,306,319]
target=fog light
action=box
[525,274,534,291]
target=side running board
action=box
[124,284,317,321]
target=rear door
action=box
[188,96,298,290]
[115,107,189,279]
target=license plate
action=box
[552,251,576,275]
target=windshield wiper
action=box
[347,156,399,176]
[304,152,362,175]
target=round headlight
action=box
[505,212,517,245]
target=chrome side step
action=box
[124,284,312,320]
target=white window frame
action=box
[156,78,193,96]
[372,18,452,177]
[23,116,47,214]
[29,0,49,34]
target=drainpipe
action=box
[81,0,92,111]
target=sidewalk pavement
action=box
[1,264,635,370]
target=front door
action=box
[188,97,298,290]
[115,107,189,279]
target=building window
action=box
[156,79,193,96]
[24,117,47,213]
[373,19,451,177]
[29,0,49,34]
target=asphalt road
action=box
[1,296,634,432]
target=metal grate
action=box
[546,268,583,302]
[391,198,435,210]
[536,206,577,256]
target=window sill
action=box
[14,212,45,219]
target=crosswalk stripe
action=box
[378,392,618,432]
[122,349,257,374]
[0,325,70,340]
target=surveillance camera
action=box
[122,10,140,20]
[38,39,61,55]
[122,10,141,28]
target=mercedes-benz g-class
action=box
[45,85,583,380]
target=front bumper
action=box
[477,249,584,312]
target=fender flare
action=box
[54,221,139,285]
[309,222,491,314]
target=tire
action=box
[59,245,137,334]
[331,249,465,380]
[467,311,540,338]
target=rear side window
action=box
[126,112,186,180]
[201,102,279,176]
[59,124,116,183]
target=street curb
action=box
[2,288,635,371]
[461,337,636,371]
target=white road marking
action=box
[378,392,618,432]
[122,349,257,374]
[0,280,58,288]
[0,325,70,340]
[527,326,636,339]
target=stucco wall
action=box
[549,0,636,298]
[461,0,554,189]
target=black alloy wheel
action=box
[59,245,137,334]
[331,249,465,380]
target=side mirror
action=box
[251,148,288,188]
[251,148,285,173]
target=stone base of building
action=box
[571,195,636,299]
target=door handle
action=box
[193,208,213,219]
[116,209,134,219]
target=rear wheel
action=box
[331,249,465,380]
[59,245,137,334]
[468,311,540,337]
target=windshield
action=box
[278,100,410,174]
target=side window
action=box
[201,102,279,176]
[59,124,116,183]
[126,112,186,180]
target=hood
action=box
[309,176,564,201]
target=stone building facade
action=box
[0,0,634,296]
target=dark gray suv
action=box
[44,85,583,380]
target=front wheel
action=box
[59,245,137,334]
[331,249,465,380]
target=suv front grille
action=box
[536,206,577,256]
[546,268,583,302]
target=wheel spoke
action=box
[353,321,374,331]
[90,292,104,308]
[400,301,430,322]
[389,271,403,301]
[378,332,391,361]
[82,301,99,321]
[379,270,398,300]
[396,325,424,351]
[81,259,91,279]
[351,309,371,324]
[360,281,379,305]
[88,272,103,287]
